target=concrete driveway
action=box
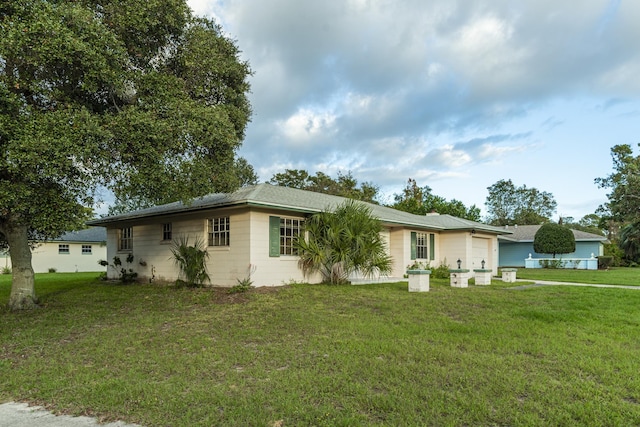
[0,402,140,427]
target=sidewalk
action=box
[0,402,140,427]
[508,279,640,290]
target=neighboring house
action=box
[498,224,608,267]
[0,228,107,273]
[88,184,510,287]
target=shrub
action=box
[597,256,613,270]
[533,223,576,258]
[295,200,392,284]
[111,255,138,283]
[48,268,57,273]
[170,236,210,287]
[1,266,11,275]
[431,259,451,279]
[539,259,565,269]
[229,277,253,294]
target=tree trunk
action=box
[6,224,37,310]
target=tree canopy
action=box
[595,144,640,224]
[485,179,557,226]
[391,179,481,221]
[533,223,576,258]
[0,0,253,309]
[269,169,380,203]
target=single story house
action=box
[1,228,107,273]
[88,184,511,286]
[498,224,608,267]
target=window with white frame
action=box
[280,217,303,255]
[118,227,133,251]
[58,244,70,254]
[208,217,230,246]
[82,245,92,254]
[162,223,172,241]
[416,232,428,259]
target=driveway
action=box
[0,402,140,427]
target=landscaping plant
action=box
[295,200,392,284]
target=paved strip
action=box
[508,280,640,290]
[0,402,140,427]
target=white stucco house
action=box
[87,184,511,286]
[0,228,107,273]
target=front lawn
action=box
[506,267,640,286]
[1,274,640,426]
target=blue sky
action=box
[187,0,640,221]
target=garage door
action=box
[472,237,489,269]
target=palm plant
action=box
[170,235,210,287]
[619,221,640,262]
[295,200,393,284]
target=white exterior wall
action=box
[2,242,107,273]
[439,232,470,269]
[248,210,315,286]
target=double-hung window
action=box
[416,232,428,259]
[208,217,230,246]
[280,217,303,256]
[162,223,172,241]
[118,227,133,251]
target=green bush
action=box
[597,256,613,270]
[1,266,11,275]
[431,259,451,279]
[48,268,57,273]
[170,236,210,287]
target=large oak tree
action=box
[0,0,252,309]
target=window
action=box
[82,245,92,255]
[58,244,70,254]
[416,232,428,259]
[208,217,230,246]
[162,223,172,241]
[280,217,303,255]
[118,227,133,251]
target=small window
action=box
[416,232,428,259]
[208,217,230,246]
[162,223,172,241]
[82,245,92,255]
[280,217,303,255]
[118,227,133,251]
[58,244,70,254]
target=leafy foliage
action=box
[485,179,557,226]
[618,221,640,263]
[595,144,640,224]
[533,223,576,258]
[392,179,481,221]
[295,200,392,284]
[170,236,210,287]
[269,169,380,204]
[0,0,252,308]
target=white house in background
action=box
[0,228,107,273]
[88,184,511,286]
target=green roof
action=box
[88,184,510,235]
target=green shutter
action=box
[429,233,435,261]
[269,216,280,257]
[410,232,417,260]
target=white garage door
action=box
[472,237,489,269]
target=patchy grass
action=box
[1,274,640,426]
[505,267,640,286]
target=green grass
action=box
[506,267,640,286]
[1,273,640,426]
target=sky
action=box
[186,0,640,221]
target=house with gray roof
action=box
[498,224,608,267]
[1,228,107,273]
[88,184,510,286]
